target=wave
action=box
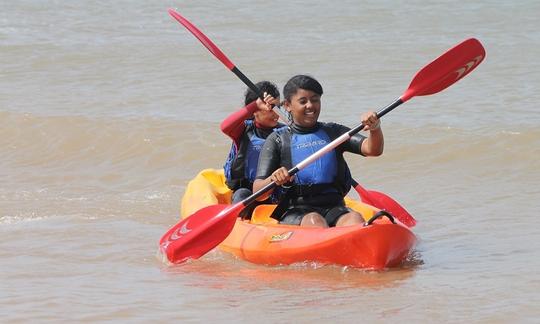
[0,110,231,206]
[2,111,538,185]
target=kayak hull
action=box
[180,169,416,269]
[220,221,415,269]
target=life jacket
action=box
[224,120,282,191]
[268,123,354,220]
[275,123,353,197]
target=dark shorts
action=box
[232,188,252,203]
[280,205,353,227]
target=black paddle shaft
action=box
[231,67,265,99]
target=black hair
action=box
[283,75,323,101]
[244,81,280,106]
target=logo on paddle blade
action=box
[269,231,293,242]
[455,55,484,80]
[169,221,192,241]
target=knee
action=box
[232,188,252,203]
[301,212,328,228]
[336,212,364,227]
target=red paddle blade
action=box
[159,203,243,264]
[401,38,485,102]
[168,8,235,70]
[366,190,417,228]
[353,183,416,228]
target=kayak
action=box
[180,169,416,269]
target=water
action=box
[1,0,539,322]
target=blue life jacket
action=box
[224,120,283,191]
[268,123,354,220]
[275,123,352,196]
[290,128,338,186]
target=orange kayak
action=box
[180,169,416,269]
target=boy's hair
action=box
[244,81,280,106]
[283,75,323,101]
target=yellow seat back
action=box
[344,197,378,221]
[251,204,279,225]
[180,169,232,219]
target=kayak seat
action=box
[344,197,378,222]
[200,168,232,203]
[181,168,232,218]
[251,204,279,225]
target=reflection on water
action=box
[160,249,420,292]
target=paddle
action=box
[168,9,272,103]
[168,8,416,226]
[351,180,416,227]
[160,31,485,263]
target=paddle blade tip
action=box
[167,8,180,18]
[159,204,243,264]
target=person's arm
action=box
[253,167,291,200]
[220,101,259,145]
[253,134,293,200]
[327,123,366,155]
[360,112,384,156]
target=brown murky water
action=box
[1,0,539,322]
